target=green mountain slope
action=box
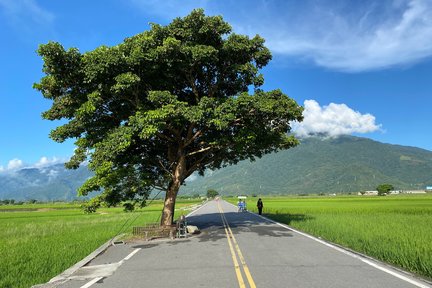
[1,136,431,200]
[180,136,432,195]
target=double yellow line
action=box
[217,201,257,288]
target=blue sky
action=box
[1,0,431,171]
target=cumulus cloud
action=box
[34,156,62,168]
[35,157,64,180]
[293,100,381,138]
[7,158,23,170]
[0,156,65,173]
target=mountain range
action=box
[0,164,92,201]
[181,136,432,195]
[1,136,431,201]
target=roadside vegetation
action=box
[0,199,201,288]
[242,194,432,280]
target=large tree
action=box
[377,184,394,196]
[34,9,303,226]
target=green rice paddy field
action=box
[2,195,431,287]
[0,200,200,288]
[244,194,432,280]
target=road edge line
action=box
[123,248,141,261]
[224,200,432,288]
[252,209,432,288]
[79,276,104,288]
[31,234,121,288]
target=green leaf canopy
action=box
[34,9,303,225]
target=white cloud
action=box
[293,100,381,138]
[7,158,23,170]
[46,169,59,181]
[37,158,62,181]
[0,156,65,173]
[132,0,432,72]
[0,0,54,22]
[238,0,432,72]
[34,156,62,168]
[0,0,55,30]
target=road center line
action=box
[225,223,256,288]
[221,212,246,288]
[217,201,257,288]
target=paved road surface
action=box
[45,200,431,288]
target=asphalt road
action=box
[43,199,431,288]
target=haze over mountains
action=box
[1,136,431,201]
[0,164,91,201]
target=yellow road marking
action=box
[226,223,256,288]
[222,216,246,288]
[217,201,257,288]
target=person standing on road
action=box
[257,198,263,215]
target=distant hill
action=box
[1,136,431,201]
[179,136,432,196]
[0,164,92,201]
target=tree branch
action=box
[158,159,173,177]
[156,132,176,143]
[186,123,195,140]
[208,81,219,98]
[183,129,202,148]
[151,184,168,191]
[186,146,212,157]
[186,70,200,103]
[166,125,181,140]
[185,151,211,177]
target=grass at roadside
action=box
[0,199,202,288]
[230,194,432,280]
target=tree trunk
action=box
[160,155,186,227]
[160,181,180,227]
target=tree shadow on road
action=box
[128,211,313,246]
[184,211,312,243]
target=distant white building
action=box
[389,190,401,195]
[403,190,427,194]
[358,191,378,196]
